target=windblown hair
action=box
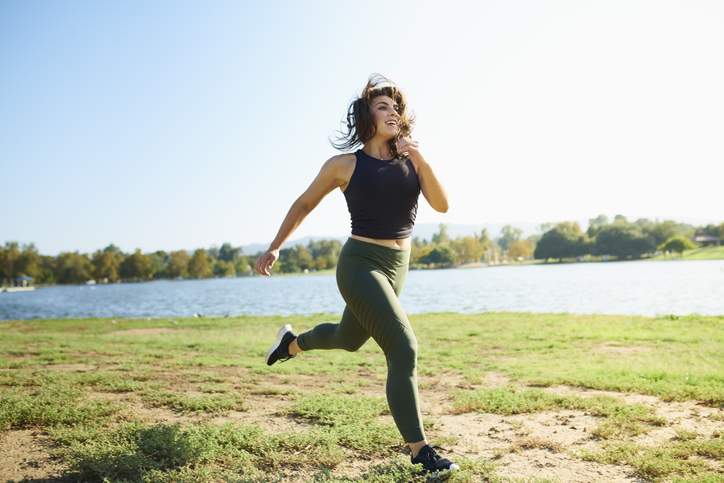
[330,73,416,161]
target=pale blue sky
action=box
[2,1,722,255]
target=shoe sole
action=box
[422,463,459,481]
[265,324,292,365]
[424,468,456,481]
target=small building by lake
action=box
[1,275,36,293]
[694,235,721,247]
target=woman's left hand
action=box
[395,136,420,161]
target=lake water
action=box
[1,260,722,320]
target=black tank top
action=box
[342,148,421,239]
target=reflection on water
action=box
[1,260,722,320]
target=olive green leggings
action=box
[296,237,425,443]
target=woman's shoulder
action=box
[328,152,357,173]
[332,152,357,163]
[329,153,357,193]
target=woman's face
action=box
[370,95,401,140]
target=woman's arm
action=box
[267,199,310,252]
[256,156,344,275]
[268,156,344,250]
[397,137,449,213]
[413,154,449,213]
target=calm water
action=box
[1,260,722,320]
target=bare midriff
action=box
[349,234,411,251]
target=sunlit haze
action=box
[2,1,722,255]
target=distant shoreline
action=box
[4,247,721,289]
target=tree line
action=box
[0,242,251,286]
[533,215,723,261]
[1,216,721,285]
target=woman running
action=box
[255,73,458,476]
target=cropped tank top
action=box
[342,148,421,239]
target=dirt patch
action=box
[399,409,639,482]
[209,393,314,433]
[87,391,198,426]
[506,410,599,448]
[424,409,599,457]
[88,390,309,434]
[429,413,510,456]
[495,448,637,482]
[481,371,512,387]
[0,429,66,481]
[541,384,724,444]
[411,380,723,480]
[279,447,377,483]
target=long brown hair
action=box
[330,73,416,161]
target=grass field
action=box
[652,246,724,261]
[1,312,722,482]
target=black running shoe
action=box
[411,444,460,476]
[265,324,297,366]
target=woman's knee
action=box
[339,338,366,352]
[332,324,369,352]
[386,332,418,369]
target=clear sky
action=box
[2,0,722,256]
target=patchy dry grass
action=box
[0,312,722,481]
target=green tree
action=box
[234,256,250,275]
[148,250,169,279]
[450,236,485,264]
[658,236,696,255]
[696,224,721,238]
[477,228,491,247]
[295,245,314,271]
[645,220,694,246]
[213,259,236,277]
[594,224,655,259]
[167,250,190,278]
[91,247,123,282]
[508,239,534,260]
[16,243,41,280]
[411,242,433,266]
[307,239,342,270]
[120,249,154,281]
[188,249,213,278]
[218,242,242,262]
[419,245,456,267]
[431,223,450,245]
[206,245,220,260]
[586,214,609,238]
[55,252,93,284]
[278,245,314,273]
[538,222,555,234]
[476,228,495,262]
[0,241,21,284]
[534,222,587,261]
[497,225,523,252]
[37,255,57,284]
[534,228,571,261]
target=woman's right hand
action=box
[255,248,279,276]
